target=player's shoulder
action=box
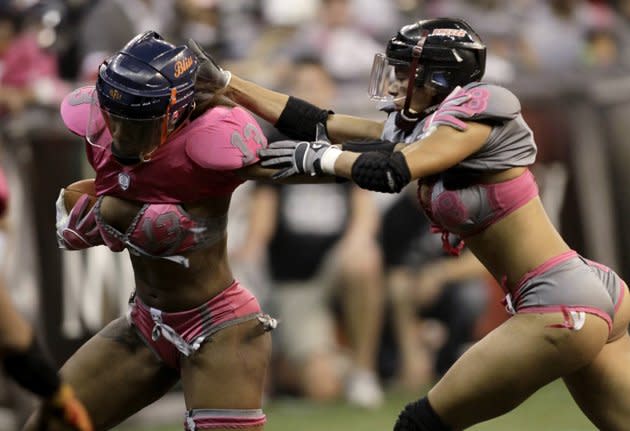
[465,82,521,112]
[185,105,266,171]
[60,86,95,137]
[427,82,521,132]
[460,82,521,120]
[192,105,258,129]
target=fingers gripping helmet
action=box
[89,31,198,159]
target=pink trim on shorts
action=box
[516,305,613,332]
[130,280,261,368]
[615,281,627,314]
[188,416,267,429]
[509,250,614,332]
[512,250,578,294]
[185,410,266,430]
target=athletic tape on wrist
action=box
[320,147,342,175]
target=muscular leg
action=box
[563,285,630,431]
[180,318,272,431]
[24,317,179,431]
[427,311,609,429]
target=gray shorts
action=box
[509,250,625,332]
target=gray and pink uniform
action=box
[383,82,625,333]
[61,86,273,429]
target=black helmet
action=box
[386,18,486,94]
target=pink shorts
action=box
[128,280,264,369]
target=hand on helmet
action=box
[39,384,93,431]
[186,39,231,96]
[258,139,336,180]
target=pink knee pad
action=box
[184,408,266,430]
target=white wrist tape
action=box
[320,146,343,175]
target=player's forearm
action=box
[228,75,289,125]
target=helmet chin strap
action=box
[396,33,428,131]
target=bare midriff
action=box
[463,167,571,291]
[99,194,235,312]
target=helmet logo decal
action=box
[118,172,131,190]
[109,89,123,101]
[174,56,194,78]
[432,28,467,38]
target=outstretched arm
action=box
[227,75,384,143]
[259,121,492,193]
[188,40,383,144]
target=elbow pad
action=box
[351,151,411,193]
[275,96,332,141]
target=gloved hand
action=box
[39,383,93,431]
[258,139,338,179]
[186,39,231,96]
[55,190,103,250]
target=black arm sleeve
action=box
[342,139,397,153]
[351,151,411,193]
[3,337,61,398]
[275,96,332,141]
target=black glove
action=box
[186,39,231,96]
[258,139,339,179]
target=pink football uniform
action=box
[60,86,267,263]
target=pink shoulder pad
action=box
[60,86,94,137]
[185,106,267,171]
[424,83,519,133]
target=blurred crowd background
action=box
[1,0,630,429]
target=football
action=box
[63,178,97,213]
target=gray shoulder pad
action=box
[423,83,521,132]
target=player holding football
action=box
[25,32,285,431]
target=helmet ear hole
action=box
[429,71,451,91]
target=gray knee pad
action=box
[393,397,452,431]
[184,408,266,430]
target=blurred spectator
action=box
[584,27,621,69]
[0,3,70,116]
[518,0,592,72]
[277,0,382,82]
[232,57,385,407]
[237,181,385,408]
[432,0,522,84]
[77,0,177,82]
[176,0,222,54]
[234,179,385,406]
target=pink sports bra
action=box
[60,87,268,265]
[94,198,227,267]
[418,169,539,254]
